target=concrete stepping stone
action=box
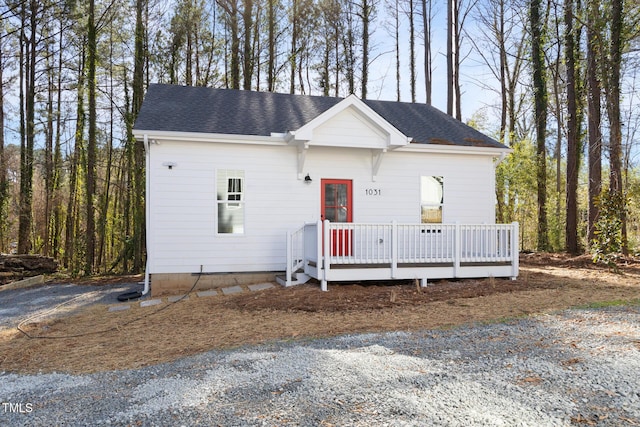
[140,299,162,307]
[196,289,218,297]
[248,283,275,292]
[108,305,131,312]
[221,285,243,295]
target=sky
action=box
[362,4,504,128]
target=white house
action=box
[133,84,518,296]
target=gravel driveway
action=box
[0,282,143,332]
[1,305,639,426]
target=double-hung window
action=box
[420,176,444,223]
[217,170,245,234]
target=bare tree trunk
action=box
[549,4,562,250]
[242,0,254,90]
[85,0,97,274]
[453,0,461,120]
[267,0,275,91]
[186,29,193,86]
[344,2,356,94]
[421,0,432,104]
[0,26,7,251]
[52,33,63,259]
[64,47,85,270]
[290,0,298,94]
[361,0,371,99]
[218,0,241,89]
[530,0,548,251]
[606,0,626,253]
[132,0,147,272]
[98,24,116,271]
[586,3,601,246]
[43,36,55,256]
[564,0,579,254]
[18,1,38,254]
[394,0,400,101]
[447,0,452,114]
[409,0,416,102]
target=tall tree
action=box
[55,25,66,260]
[421,0,433,104]
[43,26,55,256]
[605,0,626,253]
[267,0,277,91]
[318,0,342,96]
[447,0,455,115]
[408,0,416,102]
[447,0,476,118]
[359,0,375,99]
[343,0,357,94]
[218,0,241,89]
[469,0,526,223]
[289,0,299,93]
[586,0,602,245]
[564,0,580,254]
[132,0,148,271]
[0,23,7,251]
[85,0,97,274]
[242,0,254,89]
[18,0,39,254]
[530,0,549,250]
[383,0,401,100]
[64,44,85,271]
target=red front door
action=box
[321,179,353,256]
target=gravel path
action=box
[1,305,639,426]
[0,282,142,332]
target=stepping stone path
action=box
[108,282,276,312]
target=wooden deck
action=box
[279,220,520,290]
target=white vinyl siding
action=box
[147,143,498,275]
[311,108,388,149]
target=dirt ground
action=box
[2,253,640,374]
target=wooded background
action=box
[0,0,638,275]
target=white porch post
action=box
[511,221,520,279]
[322,219,330,291]
[391,220,398,279]
[454,222,461,278]
[285,229,292,287]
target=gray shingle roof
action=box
[134,84,507,149]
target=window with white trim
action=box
[217,170,245,234]
[420,176,444,223]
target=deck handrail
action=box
[285,221,519,290]
[324,221,519,272]
[284,224,307,286]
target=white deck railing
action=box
[284,224,306,287]
[284,220,519,290]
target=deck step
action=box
[275,272,311,287]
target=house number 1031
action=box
[365,188,382,196]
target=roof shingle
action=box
[134,84,506,149]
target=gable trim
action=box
[289,95,410,149]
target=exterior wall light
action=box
[162,161,177,170]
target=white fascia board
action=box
[132,129,288,146]
[397,143,512,157]
[292,95,409,147]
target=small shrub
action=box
[591,191,627,272]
